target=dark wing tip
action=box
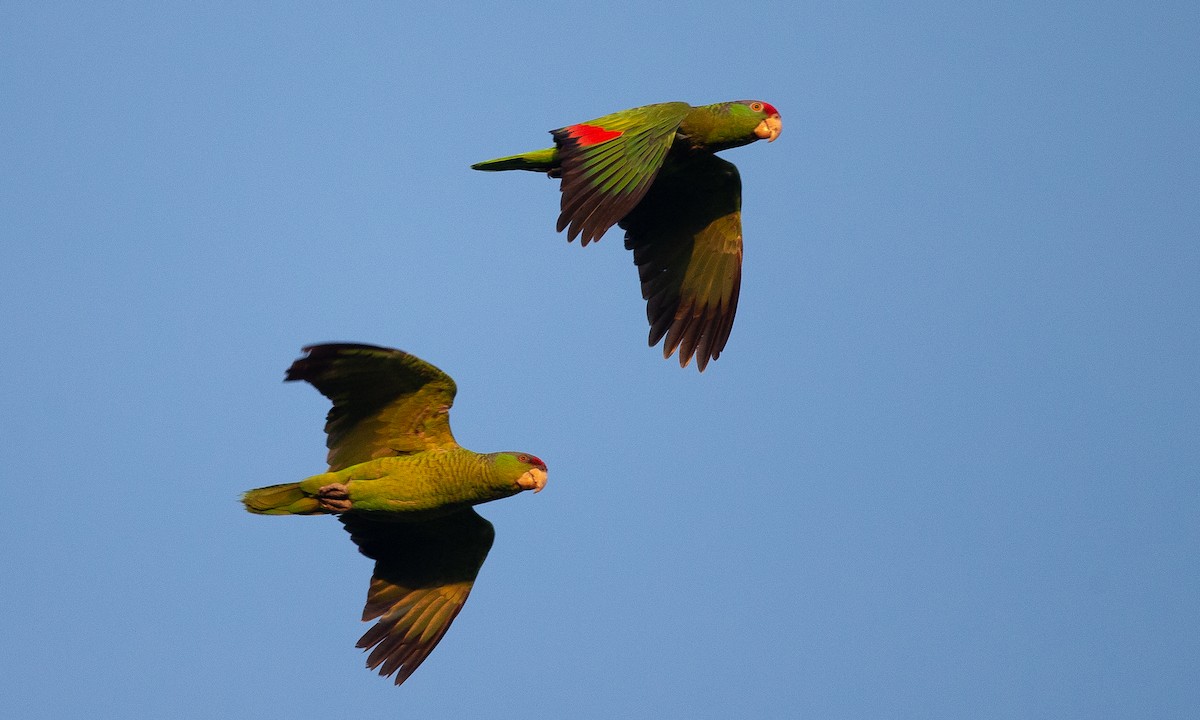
[667,291,739,372]
[357,611,460,686]
[284,343,392,383]
[284,343,455,395]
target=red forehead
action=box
[759,101,779,116]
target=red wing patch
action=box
[565,123,623,146]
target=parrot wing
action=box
[340,509,495,686]
[552,101,692,245]
[619,153,744,372]
[285,343,459,472]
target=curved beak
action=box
[754,114,782,143]
[517,467,548,493]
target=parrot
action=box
[242,343,548,686]
[472,99,782,371]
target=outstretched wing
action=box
[620,153,744,372]
[552,102,692,246]
[341,509,495,686]
[285,343,459,471]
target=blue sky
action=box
[2,2,1197,718]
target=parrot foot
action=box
[317,483,352,513]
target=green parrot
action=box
[472,100,782,371]
[242,343,548,686]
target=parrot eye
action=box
[519,454,545,468]
[749,101,764,113]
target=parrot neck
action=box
[471,453,528,503]
[423,450,524,508]
[678,103,761,153]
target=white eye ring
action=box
[750,102,763,112]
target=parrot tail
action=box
[470,147,559,172]
[242,482,324,515]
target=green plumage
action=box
[245,450,533,516]
[472,99,782,371]
[241,343,548,687]
[471,147,558,172]
[242,482,321,515]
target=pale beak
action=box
[517,467,548,493]
[754,114,782,142]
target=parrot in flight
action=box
[472,99,782,371]
[242,343,548,686]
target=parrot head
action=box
[688,100,782,151]
[744,100,783,142]
[494,452,549,493]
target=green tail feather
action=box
[242,482,324,515]
[471,147,559,172]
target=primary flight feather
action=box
[242,343,548,686]
[473,99,781,371]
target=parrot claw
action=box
[317,483,352,513]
